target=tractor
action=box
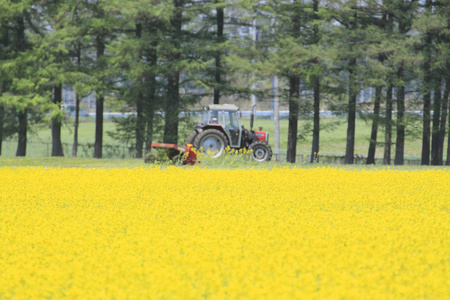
[186,104,272,162]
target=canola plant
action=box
[0,166,449,299]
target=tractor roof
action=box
[204,104,239,111]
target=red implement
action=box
[151,143,197,165]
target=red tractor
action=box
[186,104,272,162]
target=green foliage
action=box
[1,0,450,164]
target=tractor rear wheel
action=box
[186,130,198,145]
[249,141,273,162]
[193,129,228,158]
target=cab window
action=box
[208,110,225,125]
[226,111,238,129]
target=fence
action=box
[1,140,426,165]
[272,151,423,165]
[1,140,135,159]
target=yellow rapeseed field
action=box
[0,166,449,299]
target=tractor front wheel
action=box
[249,141,273,162]
[193,129,228,158]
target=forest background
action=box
[1,0,450,165]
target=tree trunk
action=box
[94,34,105,159]
[15,14,26,157]
[72,44,81,158]
[431,14,442,165]
[310,75,320,163]
[94,93,104,158]
[287,0,301,163]
[421,74,432,165]
[0,104,3,156]
[310,0,320,163]
[431,76,442,165]
[394,66,405,165]
[51,84,64,156]
[213,5,224,105]
[136,97,145,158]
[421,0,433,165]
[145,104,154,154]
[384,85,393,165]
[163,0,182,144]
[0,22,8,156]
[135,22,145,158]
[444,18,450,166]
[144,24,158,154]
[439,74,449,165]
[447,128,450,166]
[287,76,300,163]
[16,109,27,157]
[345,56,357,164]
[164,75,180,144]
[144,72,156,154]
[366,86,382,164]
[0,82,5,156]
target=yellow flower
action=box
[0,167,448,298]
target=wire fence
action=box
[1,140,427,165]
[1,140,135,159]
[273,152,423,165]
[274,154,423,165]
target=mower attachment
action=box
[151,143,197,165]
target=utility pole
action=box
[251,18,257,107]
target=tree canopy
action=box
[1,0,450,165]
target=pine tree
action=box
[0,1,47,157]
[327,0,374,164]
[255,0,322,163]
